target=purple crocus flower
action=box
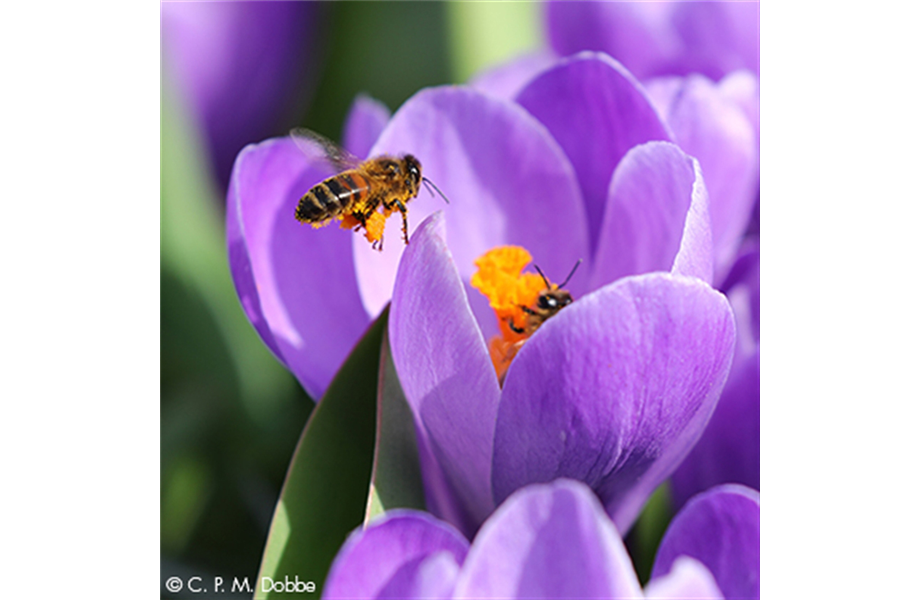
[322,479,759,599]
[546,0,759,81]
[226,95,390,400]
[389,208,734,539]
[228,58,739,540]
[161,0,321,190]
[469,17,762,507]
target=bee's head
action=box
[403,154,422,196]
[537,289,573,314]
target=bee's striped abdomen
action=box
[295,170,371,223]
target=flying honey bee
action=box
[291,128,449,250]
[507,260,582,336]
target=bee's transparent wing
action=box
[289,127,362,172]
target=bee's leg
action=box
[508,318,526,334]
[395,199,409,245]
[356,210,368,230]
[520,305,537,316]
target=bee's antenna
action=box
[559,259,583,288]
[422,177,450,204]
[532,264,551,289]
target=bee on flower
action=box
[470,245,580,384]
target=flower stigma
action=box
[470,245,579,384]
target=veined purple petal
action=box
[453,480,643,599]
[644,557,723,600]
[645,74,758,281]
[469,51,559,101]
[515,52,672,255]
[546,1,759,81]
[162,1,321,189]
[388,212,501,537]
[226,137,371,400]
[323,510,469,600]
[493,273,735,533]
[589,141,713,290]
[652,485,760,600]
[343,94,391,159]
[353,85,589,320]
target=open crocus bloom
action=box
[323,479,759,599]
[389,211,735,538]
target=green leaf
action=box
[255,309,388,599]
[626,482,674,585]
[363,327,427,524]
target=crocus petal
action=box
[323,510,469,600]
[671,246,760,508]
[493,273,735,533]
[546,1,759,81]
[389,212,501,537]
[671,347,760,510]
[515,52,672,255]
[718,70,760,153]
[669,1,760,79]
[670,157,714,284]
[353,85,589,320]
[589,141,712,289]
[343,94,391,159]
[721,239,760,349]
[469,50,559,101]
[645,74,758,280]
[644,557,723,600]
[545,1,671,80]
[162,1,321,189]
[453,480,643,599]
[227,137,371,399]
[652,485,760,600]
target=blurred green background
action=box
[161,2,542,595]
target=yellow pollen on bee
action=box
[340,210,391,245]
[470,245,551,382]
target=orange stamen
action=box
[471,245,550,380]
